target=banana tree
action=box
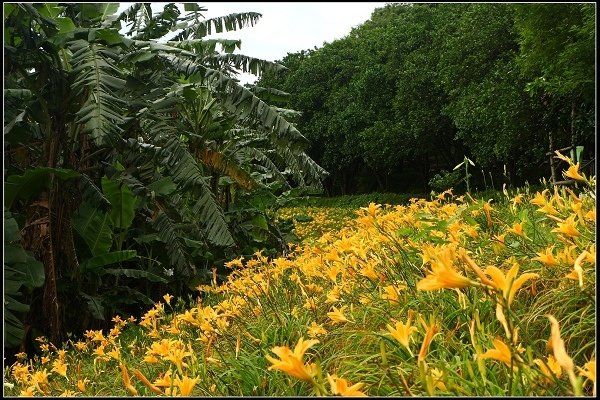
[4,3,326,348]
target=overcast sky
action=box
[118,2,389,84]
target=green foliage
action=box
[429,170,462,193]
[4,2,326,353]
[257,3,594,193]
[4,210,45,348]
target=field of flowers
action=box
[4,154,596,397]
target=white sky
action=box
[118,2,389,84]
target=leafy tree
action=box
[4,2,325,349]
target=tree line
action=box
[256,3,595,195]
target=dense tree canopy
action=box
[257,3,595,194]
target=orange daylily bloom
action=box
[483,262,539,306]
[327,305,352,324]
[537,201,560,216]
[532,245,560,266]
[417,246,472,291]
[552,215,580,237]
[533,355,562,380]
[479,338,514,367]
[266,338,319,382]
[546,315,574,373]
[174,375,199,396]
[327,374,367,397]
[386,312,418,353]
[530,190,549,207]
[507,222,527,238]
[563,163,586,181]
[578,359,596,396]
[418,318,440,363]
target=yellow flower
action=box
[163,293,173,305]
[417,245,472,291]
[266,337,319,381]
[153,369,173,388]
[119,362,138,396]
[507,222,527,238]
[511,194,523,207]
[430,368,447,391]
[418,318,440,363]
[578,359,596,396]
[381,285,401,303]
[537,201,560,216]
[19,386,37,396]
[483,262,539,306]
[307,322,328,338]
[133,369,163,395]
[327,374,367,397]
[174,375,199,396]
[386,314,418,354]
[77,378,90,393]
[546,315,574,373]
[11,362,29,383]
[165,347,193,371]
[584,208,596,222]
[563,163,586,181]
[327,305,352,324]
[554,150,572,164]
[479,338,513,367]
[534,355,562,380]
[532,245,560,266]
[552,215,580,237]
[51,359,68,378]
[74,341,87,352]
[483,201,493,227]
[530,189,549,207]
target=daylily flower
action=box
[327,374,367,397]
[552,215,580,237]
[507,222,527,238]
[386,313,418,354]
[418,318,440,363]
[174,375,199,396]
[328,305,352,324]
[578,359,596,396]
[266,337,319,381]
[163,293,173,305]
[546,315,574,373]
[479,338,514,367]
[530,189,549,207]
[307,322,328,338]
[483,261,539,306]
[532,245,560,266]
[533,355,562,380]
[563,163,586,181]
[51,359,68,378]
[417,247,471,290]
[77,378,90,393]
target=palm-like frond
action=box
[69,39,127,146]
[173,12,262,41]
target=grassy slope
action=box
[4,183,596,397]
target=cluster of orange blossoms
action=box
[5,158,595,396]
